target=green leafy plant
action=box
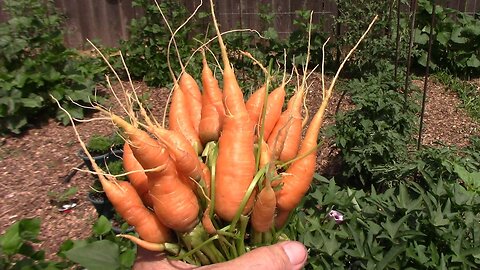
[287,175,480,269]
[118,0,206,87]
[414,0,480,77]
[0,0,105,134]
[329,65,418,187]
[47,186,78,204]
[0,218,73,269]
[334,0,409,75]
[61,216,136,270]
[86,133,124,154]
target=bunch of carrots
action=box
[64,0,377,266]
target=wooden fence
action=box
[0,0,479,48]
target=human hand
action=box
[133,241,307,270]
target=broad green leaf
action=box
[451,27,467,44]
[21,95,44,108]
[415,29,429,45]
[466,55,480,68]
[18,218,41,241]
[0,221,21,255]
[436,31,451,46]
[119,248,136,268]
[65,240,120,270]
[93,216,112,236]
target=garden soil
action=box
[0,76,479,260]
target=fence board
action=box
[0,0,478,48]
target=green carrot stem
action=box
[236,215,249,256]
[194,250,211,265]
[263,230,273,245]
[251,230,263,246]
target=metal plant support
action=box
[417,0,437,150]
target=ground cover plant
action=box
[0,0,105,134]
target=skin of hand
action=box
[133,241,307,270]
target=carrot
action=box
[149,126,203,181]
[110,114,166,171]
[202,203,216,235]
[122,143,153,207]
[169,84,203,154]
[275,93,328,213]
[148,147,200,232]
[262,84,286,140]
[109,114,200,232]
[101,179,172,243]
[199,87,222,144]
[117,234,166,252]
[245,84,267,132]
[200,161,211,196]
[179,72,202,133]
[251,180,276,233]
[201,51,225,123]
[274,209,291,229]
[210,1,256,221]
[56,99,172,245]
[267,88,304,162]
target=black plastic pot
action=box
[87,192,114,219]
[78,149,123,172]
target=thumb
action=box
[201,241,307,270]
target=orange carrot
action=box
[267,88,304,162]
[251,180,276,233]
[215,114,256,221]
[210,2,256,221]
[202,203,216,235]
[199,88,222,144]
[149,127,203,181]
[200,161,211,196]
[110,114,166,171]
[262,84,286,140]
[274,209,291,229]
[275,97,328,213]
[201,52,225,124]
[252,141,276,233]
[122,143,153,207]
[147,147,200,232]
[245,84,267,132]
[109,114,200,232]
[169,84,203,154]
[60,103,171,244]
[101,179,172,243]
[179,72,202,133]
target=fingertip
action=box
[279,241,308,269]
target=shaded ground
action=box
[0,76,479,260]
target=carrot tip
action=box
[117,234,165,252]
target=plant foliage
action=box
[329,65,418,187]
[287,174,480,269]
[0,0,105,134]
[118,0,206,87]
[414,0,480,77]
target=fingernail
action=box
[282,241,307,269]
